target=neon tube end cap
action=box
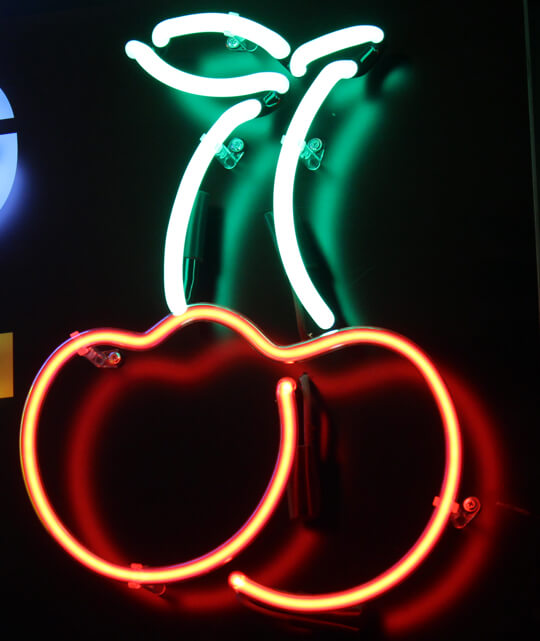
[229,572,247,591]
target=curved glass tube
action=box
[152,12,290,60]
[273,60,358,330]
[290,25,384,77]
[19,305,298,584]
[125,40,289,97]
[163,99,262,316]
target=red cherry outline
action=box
[20,304,461,606]
[20,305,298,584]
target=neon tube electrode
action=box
[21,303,461,597]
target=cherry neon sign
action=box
[20,12,463,615]
[21,304,461,604]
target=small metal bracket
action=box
[225,33,258,52]
[127,563,166,596]
[70,332,122,368]
[433,495,481,529]
[354,42,382,77]
[300,138,325,171]
[261,90,282,112]
[214,136,245,169]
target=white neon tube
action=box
[273,60,358,330]
[290,26,384,77]
[152,12,291,60]
[125,41,289,97]
[164,99,262,315]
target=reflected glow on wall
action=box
[309,65,412,326]
[218,142,280,309]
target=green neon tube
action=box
[290,26,384,77]
[273,60,359,330]
[151,12,291,60]
[164,99,263,315]
[125,41,289,97]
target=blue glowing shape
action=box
[0,88,18,212]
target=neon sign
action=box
[0,87,17,213]
[274,59,359,330]
[20,11,470,621]
[163,99,263,316]
[20,308,298,582]
[20,305,461,595]
[125,13,385,329]
[289,25,384,77]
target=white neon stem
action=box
[125,41,290,97]
[152,12,291,60]
[164,99,262,316]
[290,25,384,77]
[274,60,359,330]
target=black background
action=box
[1,1,538,639]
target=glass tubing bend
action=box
[21,17,461,607]
[20,304,461,596]
[19,306,299,584]
[161,60,362,327]
[125,13,385,327]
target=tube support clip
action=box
[300,138,325,171]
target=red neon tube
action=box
[20,305,298,584]
[21,304,461,596]
[223,305,462,611]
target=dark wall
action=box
[1,1,538,640]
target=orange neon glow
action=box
[203,307,460,612]
[21,304,461,597]
[20,305,299,584]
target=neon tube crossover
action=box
[19,305,298,584]
[164,99,262,316]
[290,25,385,77]
[273,60,359,330]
